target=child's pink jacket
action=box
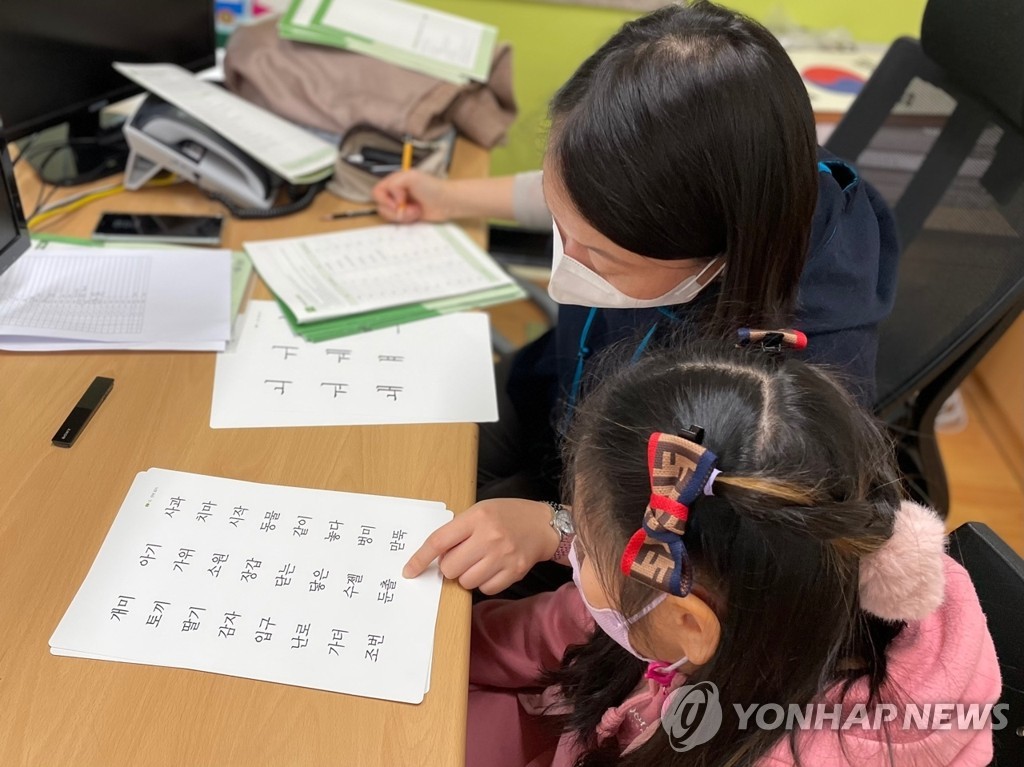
[468,556,1001,766]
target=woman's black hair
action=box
[548,341,906,767]
[548,1,818,330]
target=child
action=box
[459,342,1000,766]
[373,2,899,507]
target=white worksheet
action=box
[288,0,321,27]
[244,223,514,324]
[323,0,486,71]
[280,0,497,84]
[210,301,498,428]
[0,246,231,348]
[49,469,452,704]
[0,337,226,352]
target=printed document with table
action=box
[0,244,232,351]
[245,223,515,325]
[279,0,498,84]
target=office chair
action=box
[487,224,558,357]
[947,522,1024,764]
[825,0,1024,515]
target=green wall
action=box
[420,1,928,175]
[764,1,927,41]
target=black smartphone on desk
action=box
[92,213,224,246]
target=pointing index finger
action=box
[403,516,473,579]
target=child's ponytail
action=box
[711,476,895,557]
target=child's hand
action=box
[402,498,561,594]
[372,170,452,223]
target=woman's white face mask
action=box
[547,222,723,309]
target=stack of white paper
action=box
[210,301,498,428]
[50,468,452,704]
[244,223,515,326]
[0,246,232,351]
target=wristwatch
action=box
[545,501,575,561]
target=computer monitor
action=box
[0,1,215,186]
[0,130,29,279]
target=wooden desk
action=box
[0,141,489,767]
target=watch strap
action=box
[544,501,574,561]
[552,531,575,562]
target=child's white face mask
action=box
[547,222,723,309]
[569,538,684,667]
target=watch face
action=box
[553,508,574,535]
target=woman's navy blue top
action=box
[506,151,900,445]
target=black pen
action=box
[320,208,379,221]
[52,376,114,448]
[343,157,401,175]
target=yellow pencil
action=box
[399,139,414,219]
[401,139,414,172]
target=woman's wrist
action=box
[444,177,517,221]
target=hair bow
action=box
[620,431,719,597]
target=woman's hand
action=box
[372,172,518,224]
[403,498,561,594]
[372,169,453,223]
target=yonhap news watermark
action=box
[661,682,1012,753]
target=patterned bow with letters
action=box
[620,432,719,597]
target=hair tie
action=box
[737,328,808,352]
[858,501,947,622]
[703,468,721,496]
[620,430,718,597]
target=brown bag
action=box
[223,16,518,148]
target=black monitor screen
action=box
[0,132,29,279]
[0,1,216,140]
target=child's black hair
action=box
[549,340,905,767]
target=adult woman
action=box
[381,2,899,594]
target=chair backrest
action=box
[486,224,558,357]
[825,33,1024,418]
[947,523,1024,765]
[921,0,1024,131]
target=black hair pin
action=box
[679,424,705,444]
[736,328,808,354]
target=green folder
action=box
[279,0,498,85]
[276,281,525,342]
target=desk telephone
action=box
[123,95,324,218]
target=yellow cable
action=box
[27,174,182,229]
[29,185,125,228]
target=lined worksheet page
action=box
[288,0,321,27]
[1,251,150,334]
[50,469,451,704]
[0,246,231,345]
[321,0,485,70]
[244,223,513,324]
